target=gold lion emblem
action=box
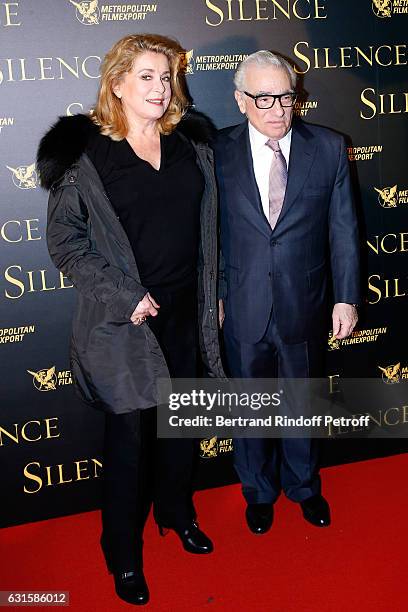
[200,436,218,458]
[6,164,37,189]
[328,332,341,351]
[27,366,57,391]
[375,185,398,208]
[372,0,392,18]
[69,0,100,25]
[378,363,400,384]
[180,50,194,75]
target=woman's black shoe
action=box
[158,520,213,554]
[113,571,149,606]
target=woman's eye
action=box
[141,75,151,80]
[161,76,170,82]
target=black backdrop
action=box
[1,0,407,528]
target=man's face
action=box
[235,65,294,140]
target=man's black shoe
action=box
[113,571,149,605]
[158,521,213,554]
[245,503,274,534]
[300,494,331,527]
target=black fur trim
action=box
[178,109,216,144]
[36,110,216,190]
[37,114,99,190]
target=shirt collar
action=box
[248,121,292,152]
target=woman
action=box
[37,33,225,606]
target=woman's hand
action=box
[131,292,160,326]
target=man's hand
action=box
[218,299,225,328]
[130,292,160,326]
[332,303,358,340]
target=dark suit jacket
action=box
[214,119,361,344]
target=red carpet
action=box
[1,455,407,611]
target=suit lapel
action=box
[226,122,270,235]
[277,121,317,226]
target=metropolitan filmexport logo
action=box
[181,49,248,74]
[378,363,400,384]
[199,437,233,458]
[6,164,37,189]
[375,185,398,208]
[69,0,100,25]
[328,328,387,350]
[27,366,57,391]
[372,0,393,17]
[328,333,341,351]
[27,366,73,390]
[180,50,194,74]
[372,0,408,16]
[200,436,218,458]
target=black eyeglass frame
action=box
[243,91,298,109]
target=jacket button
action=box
[68,175,75,183]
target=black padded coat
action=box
[37,113,225,413]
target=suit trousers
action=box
[102,285,199,573]
[224,311,324,505]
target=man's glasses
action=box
[243,91,297,109]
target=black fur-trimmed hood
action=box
[37,110,216,190]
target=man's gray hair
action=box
[234,50,297,91]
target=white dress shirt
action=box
[248,122,292,220]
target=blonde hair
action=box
[92,33,189,139]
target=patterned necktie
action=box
[266,139,288,230]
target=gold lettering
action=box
[360,87,376,120]
[1,220,21,243]
[293,0,311,19]
[205,0,226,25]
[238,0,252,19]
[395,45,407,65]
[339,47,352,68]
[57,464,73,485]
[66,102,84,116]
[75,460,90,481]
[375,45,392,67]
[368,274,381,304]
[24,462,42,494]
[20,58,35,81]
[381,234,397,254]
[45,417,60,440]
[271,0,290,19]
[0,424,19,445]
[293,41,310,74]
[81,56,101,79]
[21,420,42,443]
[4,265,24,298]
[3,2,20,26]
[39,57,54,80]
[389,93,402,114]
[394,278,406,298]
[255,0,268,19]
[383,407,399,426]
[25,219,41,241]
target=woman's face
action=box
[114,51,172,124]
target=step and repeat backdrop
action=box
[1,0,407,527]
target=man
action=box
[214,51,360,533]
